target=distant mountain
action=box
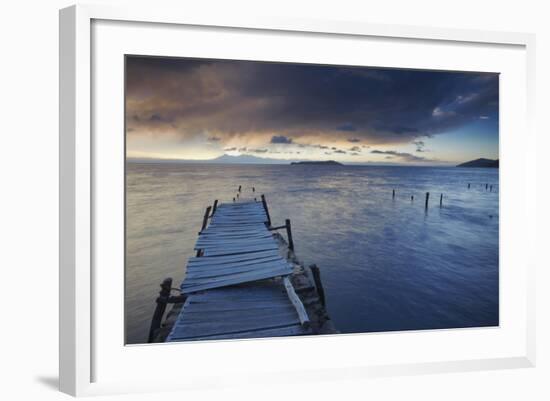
[457,158,499,168]
[290,160,343,166]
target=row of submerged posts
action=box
[147,185,334,343]
[392,189,442,210]
[467,182,495,192]
[391,181,497,211]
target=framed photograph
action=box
[60,4,536,396]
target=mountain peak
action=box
[457,158,499,168]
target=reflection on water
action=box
[126,163,499,344]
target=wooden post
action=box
[490,185,493,192]
[238,185,242,193]
[468,183,470,189]
[411,195,414,201]
[485,183,488,190]
[392,189,395,199]
[233,197,235,202]
[261,194,272,226]
[200,206,212,232]
[252,187,255,192]
[425,192,430,209]
[148,278,172,343]
[440,193,443,207]
[236,193,239,199]
[309,264,326,308]
[285,219,294,251]
[212,199,218,215]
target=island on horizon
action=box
[457,158,499,168]
[290,160,343,166]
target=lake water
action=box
[126,163,499,344]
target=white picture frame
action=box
[59,4,536,397]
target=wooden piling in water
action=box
[200,206,212,232]
[252,187,255,192]
[440,193,443,207]
[148,278,172,343]
[425,192,430,209]
[468,183,470,189]
[411,195,414,201]
[238,185,242,193]
[485,183,488,190]
[392,189,395,199]
[286,219,294,251]
[212,199,218,215]
[309,264,326,308]
[261,194,272,227]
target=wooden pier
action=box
[149,193,333,343]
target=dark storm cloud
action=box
[126,56,499,146]
[337,123,357,132]
[270,135,293,144]
[413,140,427,152]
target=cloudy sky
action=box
[126,56,499,165]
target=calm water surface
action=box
[126,163,499,344]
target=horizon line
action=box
[125,157,472,167]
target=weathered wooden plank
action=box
[171,316,302,338]
[187,253,286,273]
[199,230,270,237]
[213,212,266,217]
[200,237,273,245]
[181,268,292,293]
[168,324,309,341]
[179,308,299,325]
[184,302,295,312]
[195,242,277,252]
[210,216,266,221]
[203,245,279,257]
[196,235,271,243]
[199,241,277,249]
[186,258,287,276]
[189,290,288,301]
[187,250,281,265]
[185,261,291,280]
[200,229,269,237]
[188,285,288,300]
[208,219,268,225]
[188,295,289,304]
[283,277,310,327]
[213,210,265,215]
